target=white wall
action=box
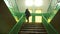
[16,0,50,13]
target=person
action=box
[25,9,31,23]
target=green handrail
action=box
[42,3,60,34]
[9,15,25,34]
[42,15,58,34]
[48,4,60,22]
[46,0,58,18]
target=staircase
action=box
[18,23,47,34]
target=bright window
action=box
[34,0,43,6]
[25,0,33,6]
[35,16,42,23]
[25,0,43,7]
[29,16,32,22]
[35,9,42,13]
[29,9,32,13]
[57,2,60,6]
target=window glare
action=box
[25,0,43,6]
[34,0,43,6]
[25,0,33,6]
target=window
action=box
[35,16,42,23]
[34,0,43,6]
[29,9,32,13]
[35,9,42,13]
[25,0,33,6]
[25,0,43,7]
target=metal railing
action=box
[42,0,60,34]
[42,15,58,34]
[9,15,25,34]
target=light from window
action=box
[25,0,33,6]
[25,0,43,7]
[35,9,42,13]
[35,16,42,23]
[34,0,43,6]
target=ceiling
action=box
[16,0,50,13]
[4,0,58,13]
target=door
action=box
[35,9,42,23]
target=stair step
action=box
[23,25,44,27]
[23,24,43,26]
[24,23,43,25]
[21,29,46,31]
[20,31,47,33]
[21,27,45,29]
[18,23,47,34]
[22,25,44,27]
[20,30,46,32]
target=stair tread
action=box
[19,23,47,34]
[20,30,46,32]
[20,31,47,33]
[21,29,46,31]
[23,27,44,28]
[22,25,44,28]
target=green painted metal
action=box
[48,6,60,22]
[42,15,58,34]
[21,13,43,23]
[32,15,35,23]
[4,0,60,34]
[42,1,60,34]
[9,15,25,34]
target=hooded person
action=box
[25,9,31,23]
